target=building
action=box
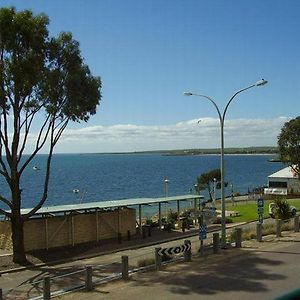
[264,166,300,196]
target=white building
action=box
[264,166,300,196]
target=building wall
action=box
[268,177,300,194]
[0,207,136,251]
[287,178,300,194]
[0,221,12,251]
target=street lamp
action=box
[183,79,268,247]
[164,178,169,217]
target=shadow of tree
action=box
[130,249,286,296]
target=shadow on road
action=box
[130,249,286,296]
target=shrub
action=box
[167,211,178,226]
[213,216,233,224]
[272,198,293,220]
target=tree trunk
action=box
[11,212,27,264]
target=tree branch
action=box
[53,118,69,145]
[19,115,52,176]
[23,122,55,220]
[18,110,36,162]
[0,194,12,209]
[0,207,11,218]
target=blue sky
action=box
[1,0,300,153]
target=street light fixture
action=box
[183,79,268,247]
[164,178,170,218]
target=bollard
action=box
[235,228,242,248]
[184,240,192,262]
[43,276,51,300]
[127,230,131,241]
[122,256,129,280]
[213,232,219,254]
[118,232,122,243]
[276,219,282,237]
[181,221,185,233]
[85,266,93,291]
[0,288,3,300]
[142,226,146,239]
[148,225,152,237]
[155,247,162,270]
[256,223,262,242]
[294,215,299,232]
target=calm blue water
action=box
[0,153,283,210]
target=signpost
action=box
[199,224,207,240]
[257,198,264,224]
[198,214,207,255]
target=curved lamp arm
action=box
[183,92,222,123]
[184,79,267,122]
[223,79,267,120]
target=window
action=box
[269,181,287,188]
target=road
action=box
[0,218,298,299]
[59,232,300,300]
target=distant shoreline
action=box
[53,146,279,156]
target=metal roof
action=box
[17,194,204,216]
[268,166,298,179]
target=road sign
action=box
[157,243,191,257]
[257,207,264,214]
[199,224,207,240]
[257,198,264,224]
[257,198,264,207]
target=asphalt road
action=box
[59,233,300,300]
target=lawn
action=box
[218,198,300,223]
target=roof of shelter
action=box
[16,194,204,216]
[268,166,298,179]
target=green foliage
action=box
[196,169,220,200]
[166,210,178,226]
[271,199,293,220]
[0,7,102,264]
[278,116,300,176]
[195,169,229,200]
[213,216,233,224]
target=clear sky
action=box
[1,0,300,153]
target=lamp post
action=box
[184,79,268,247]
[164,178,169,217]
[213,178,217,206]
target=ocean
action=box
[0,153,283,212]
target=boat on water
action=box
[33,166,40,171]
[268,158,281,162]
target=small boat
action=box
[33,166,40,171]
[72,189,80,194]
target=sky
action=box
[1,0,300,153]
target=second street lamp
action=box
[184,79,268,247]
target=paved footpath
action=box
[58,232,300,300]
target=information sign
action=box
[199,224,207,240]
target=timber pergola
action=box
[16,194,204,234]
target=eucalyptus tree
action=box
[195,169,221,201]
[0,7,101,263]
[278,116,300,176]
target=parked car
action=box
[269,202,297,218]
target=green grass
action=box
[217,199,300,223]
